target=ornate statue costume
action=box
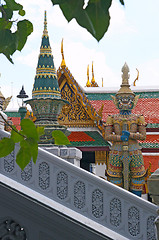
[105,63,147,196]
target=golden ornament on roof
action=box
[61,38,66,67]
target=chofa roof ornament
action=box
[116,62,135,96]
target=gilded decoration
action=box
[95,151,107,165]
[57,67,105,133]
[58,81,94,127]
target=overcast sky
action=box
[1,0,159,110]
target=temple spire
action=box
[91,61,95,84]
[86,65,91,87]
[43,10,48,37]
[32,10,61,99]
[61,38,66,67]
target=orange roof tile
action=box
[68,132,95,142]
[10,117,21,130]
[143,155,159,172]
[139,135,159,143]
[90,98,159,124]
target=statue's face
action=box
[116,94,135,110]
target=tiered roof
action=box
[32,11,61,99]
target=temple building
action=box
[4,11,159,178]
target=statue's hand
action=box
[121,130,130,141]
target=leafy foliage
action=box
[0,0,33,63]
[0,0,125,62]
[0,117,70,170]
[52,130,70,145]
[0,119,42,170]
[51,0,124,41]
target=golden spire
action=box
[102,78,103,87]
[133,68,139,86]
[61,38,66,67]
[43,10,48,36]
[90,61,99,87]
[91,61,95,84]
[86,65,91,87]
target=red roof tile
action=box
[90,98,159,124]
[68,132,95,142]
[139,135,159,144]
[143,155,159,172]
[9,117,21,130]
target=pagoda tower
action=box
[26,11,68,146]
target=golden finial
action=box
[61,38,66,67]
[133,68,139,86]
[43,10,48,36]
[86,65,91,87]
[102,78,103,87]
[91,61,95,84]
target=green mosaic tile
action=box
[139,142,159,149]
[69,131,110,147]
[86,91,159,101]
[5,111,21,117]
[147,123,159,128]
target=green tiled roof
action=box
[140,142,159,148]
[147,123,159,128]
[69,131,110,147]
[86,91,159,101]
[5,111,20,117]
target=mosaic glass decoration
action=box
[74,181,85,209]
[4,150,15,173]
[57,171,68,200]
[21,161,32,181]
[92,189,103,218]
[0,219,26,239]
[147,216,156,240]
[110,198,122,227]
[39,162,50,190]
[128,206,140,236]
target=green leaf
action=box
[82,0,112,41]
[11,127,24,143]
[52,0,84,22]
[18,9,25,16]
[0,29,18,63]
[0,18,12,30]
[16,146,31,170]
[18,138,38,165]
[52,130,70,145]
[20,119,38,141]
[16,20,33,51]
[119,0,124,5]
[36,126,45,137]
[2,5,13,20]
[5,0,23,11]
[51,0,112,41]
[0,137,15,157]
[26,138,38,164]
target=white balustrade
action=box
[0,129,158,240]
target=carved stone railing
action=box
[0,129,158,240]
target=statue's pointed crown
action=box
[116,62,135,96]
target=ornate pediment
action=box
[58,67,101,128]
[58,81,95,127]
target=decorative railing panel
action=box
[0,130,158,240]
